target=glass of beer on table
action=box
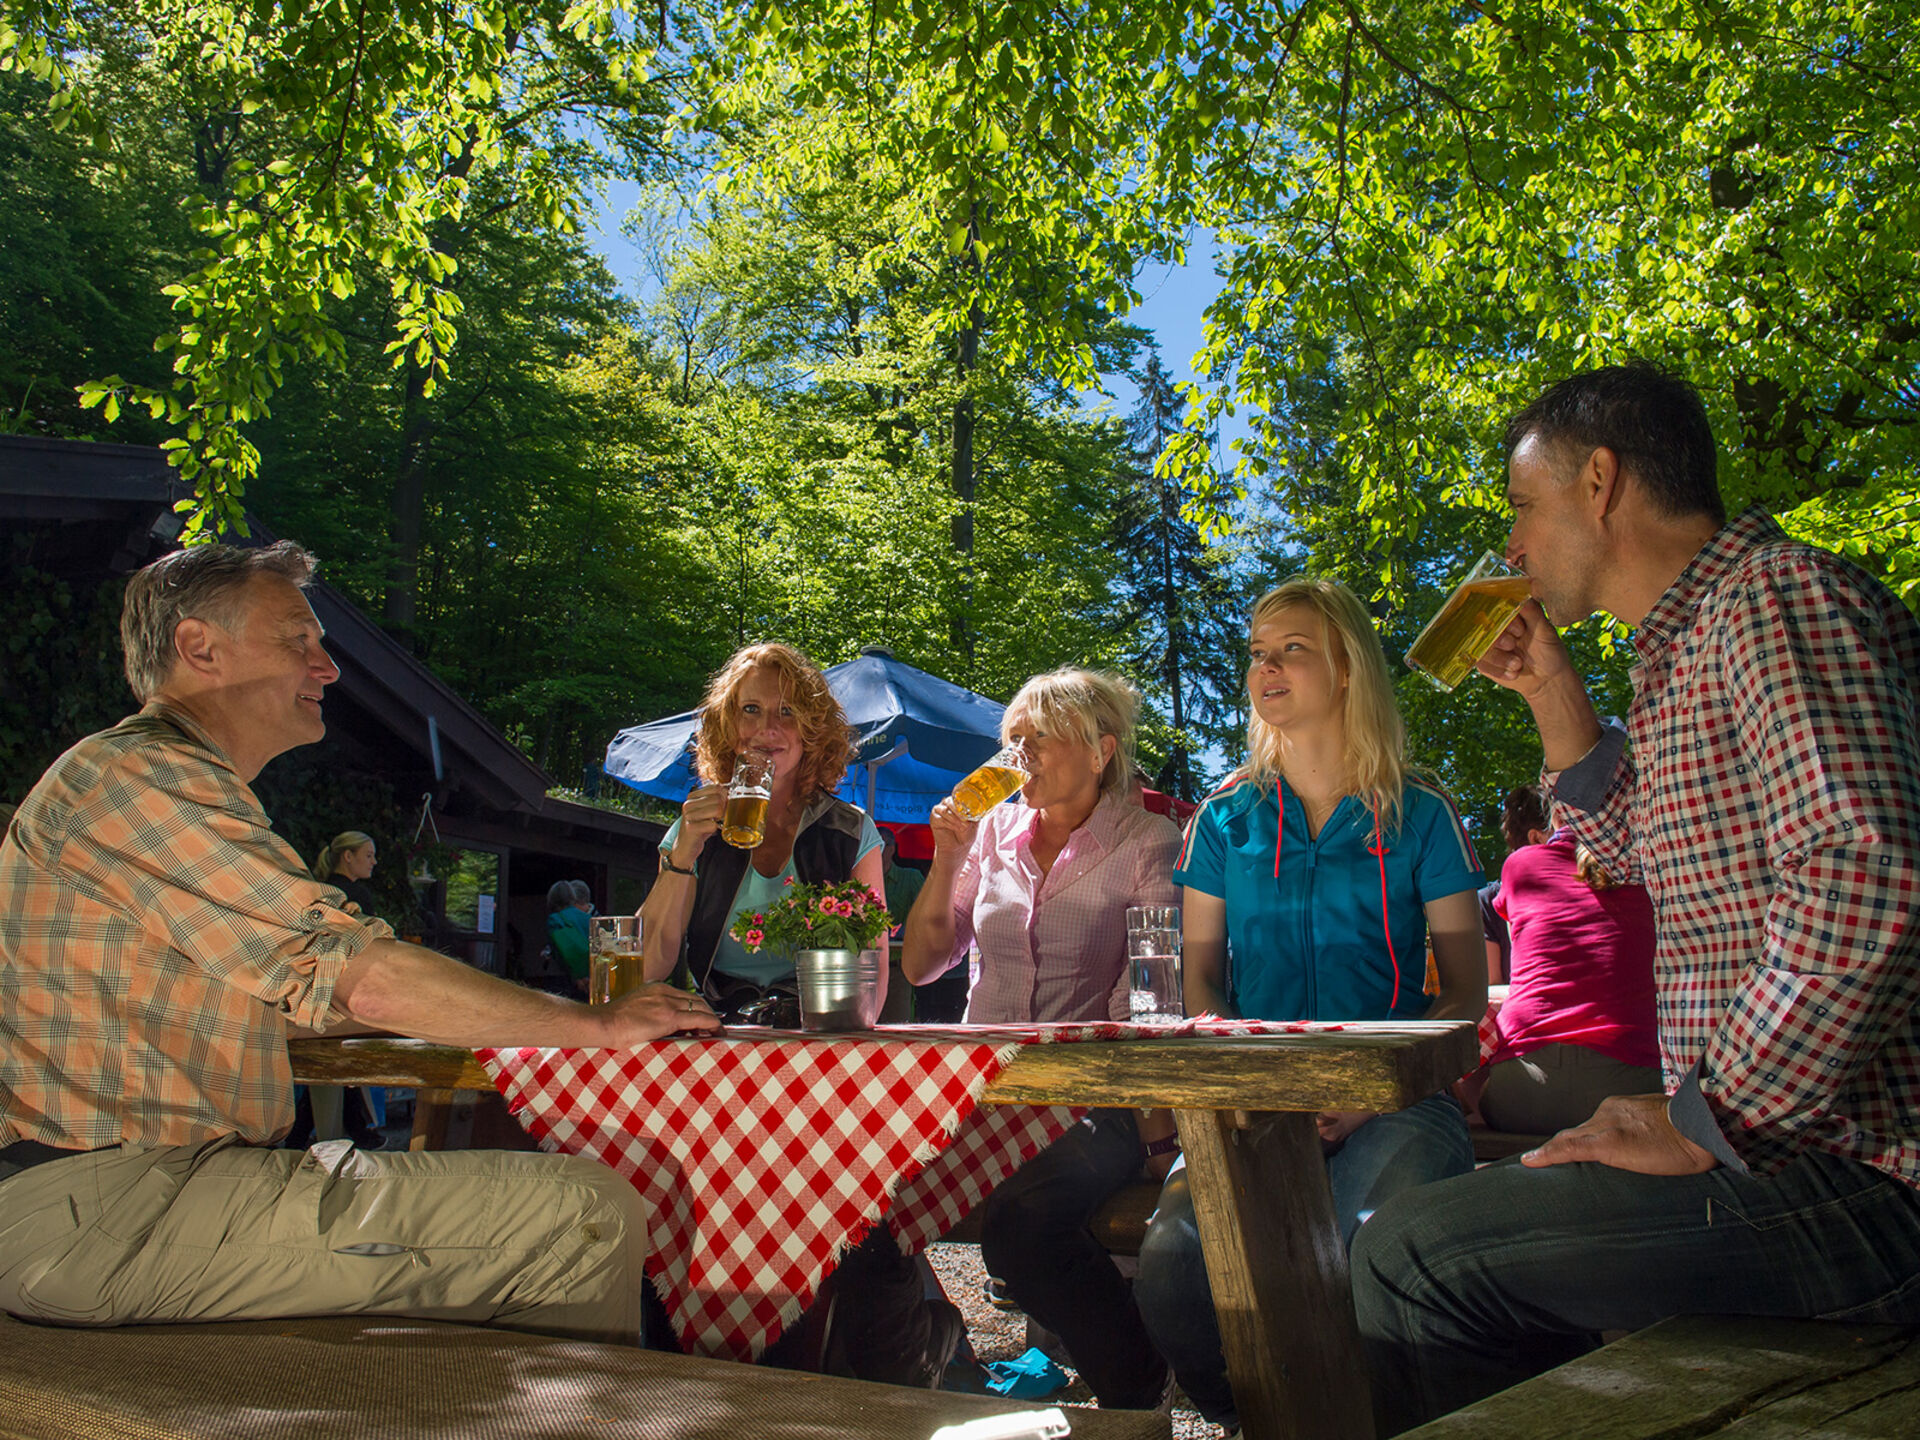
[1405,551,1534,691]
[590,915,643,1005]
[950,742,1031,821]
[721,751,777,849]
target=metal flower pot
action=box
[793,947,885,1032]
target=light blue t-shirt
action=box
[661,811,884,986]
[1173,773,1483,1022]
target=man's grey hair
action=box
[120,541,319,702]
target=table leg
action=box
[409,1088,456,1151]
[1175,1107,1374,1440]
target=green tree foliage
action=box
[3,0,679,533]
[1110,349,1251,799]
[0,71,194,436]
[624,157,1142,710]
[684,0,1917,599]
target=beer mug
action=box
[1404,551,1534,692]
[950,742,1030,822]
[721,752,776,849]
[590,914,643,1005]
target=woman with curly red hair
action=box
[641,643,887,1016]
[639,643,961,1388]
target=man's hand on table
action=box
[1521,1093,1718,1175]
[600,984,721,1045]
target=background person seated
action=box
[1479,784,1549,982]
[1459,812,1662,1136]
[543,878,594,997]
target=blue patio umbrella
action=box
[603,648,1008,827]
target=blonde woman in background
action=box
[313,830,378,916]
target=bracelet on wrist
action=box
[658,850,697,877]
[1144,1135,1181,1158]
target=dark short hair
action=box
[1503,363,1724,524]
[1500,783,1549,851]
[120,541,318,701]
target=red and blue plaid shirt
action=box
[1555,508,1920,1185]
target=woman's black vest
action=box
[679,795,865,995]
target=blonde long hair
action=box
[1243,576,1413,833]
[312,830,374,881]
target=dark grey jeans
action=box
[1351,1146,1920,1435]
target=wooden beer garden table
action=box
[291,1022,1476,1440]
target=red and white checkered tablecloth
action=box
[477,1019,1329,1362]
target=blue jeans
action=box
[979,1108,1168,1408]
[1135,1092,1473,1428]
[1351,1146,1920,1435]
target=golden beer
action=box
[589,915,643,1005]
[952,762,1028,821]
[590,951,643,1005]
[721,792,770,849]
[1405,574,1535,691]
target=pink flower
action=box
[784,876,796,886]
[835,900,853,916]
[753,913,764,924]
[744,928,764,948]
[818,897,837,914]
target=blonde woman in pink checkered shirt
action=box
[901,667,1182,1411]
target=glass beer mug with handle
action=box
[721,751,777,849]
[950,742,1031,822]
[1404,551,1534,692]
[590,915,644,1005]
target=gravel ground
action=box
[925,1241,1221,1440]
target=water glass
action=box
[1125,904,1183,1025]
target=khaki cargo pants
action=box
[0,1138,648,1342]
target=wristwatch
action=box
[1144,1135,1181,1158]
[658,848,696,877]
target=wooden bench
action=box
[1401,1314,1920,1436]
[0,1310,1169,1440]
[1469,1125,1552,1162]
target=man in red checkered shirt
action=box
[0,541,717,1339]
[1354,364,1920,1432]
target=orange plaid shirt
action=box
[0,703,391,1150]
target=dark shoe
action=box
[982,1276,1022,1312]
[913,1298,966,1388]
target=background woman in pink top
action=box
[1470,821,1662,1135]
[901,667,1181,1412]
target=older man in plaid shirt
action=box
[1353,364,1920,1433]
[0,541,716,1339]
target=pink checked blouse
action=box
[940,790,1181,1024]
